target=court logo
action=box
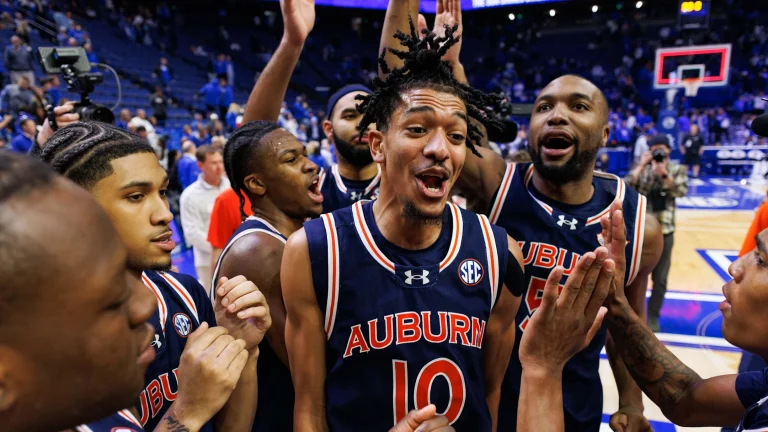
[557,215,578,230]
[459,258,484,286]
[404,269,430,285]
[173,313,192,338]
[662,116,676,129]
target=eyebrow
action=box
[278,148,299,157]
[405,106,468,122]
[537,92,594,103]
[121,175,169,190]
[339,108,359,116]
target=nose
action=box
[424,130,450,162]
[729,255,745,281]
[151,195,174,226]
[303,155,318,174]
[130,273,158,329]
[546,103,569,126]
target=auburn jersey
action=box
[491,162,647,431]
[211,216,294,432]
[75,409,142,432]
[305,201,508,431]
[318,165,381,213]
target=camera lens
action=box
[76,104,115,124]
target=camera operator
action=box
[626,134,688,332]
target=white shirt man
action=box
[179,145,229,294]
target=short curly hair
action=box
[356,19,506,156]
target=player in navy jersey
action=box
[519,204,768,432]
[0,153,157,432]
[39,122,272,432]
[452,75,664,431]
[241,0,379,215]
[281,23,535,431]
[211,119,324,431]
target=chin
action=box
[143,255,173,272]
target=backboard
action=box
[653,44,732,91]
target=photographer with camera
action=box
[626,134,688,332]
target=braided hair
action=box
[39,122,154,190]
[223,120,282,220]
[356,19,506,157]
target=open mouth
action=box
[151,231,176,252]
[307,176,324,203]
[415,170,449,199]
[540,131,576,158]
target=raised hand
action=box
[171,323,249,429]
[600,200,629,303]
[609,407,654,432]
[389,405,454,432]
[519,248,613,374]
[214,276,272,352]
[280,0,315,47]
[433,0,462,63]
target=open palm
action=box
[433,0,462,63]
[281,0,315,46]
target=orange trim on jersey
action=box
[627,195,647,285]
[439,204,463,271]
[118,409,142,428]
[586,173,626,226]
[322,213,340,337]
[478,216,498,305]
[318,167,327,190]
[332,165,348,193]
[159,273,199,323]
[489,163,515,224]
[142,272,166,334]
[364,165,382,194]
[353,202,396,272]
[523,165,553,215]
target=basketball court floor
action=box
[171,176,765,431]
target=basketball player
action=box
[0,152,156,432]
[522,202,768,432]
[453,74,663,431]
[39,122,271,432]
[241,0,380,214]
[281,25,536,431]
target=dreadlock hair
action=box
[223,120,282,220]
[39,121,155,190]
[355,18,507,157]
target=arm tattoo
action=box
[607,301,702,412]
[164,416,191,432]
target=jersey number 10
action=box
[392,358,466,425]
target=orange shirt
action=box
[207,188,253,249]
[740,200,768,256]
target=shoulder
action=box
[227,229,286,261]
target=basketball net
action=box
[682,78,702,97]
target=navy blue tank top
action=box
[318,165,381,214]
[305,200,508,431]
[490,163,647,431]
[75,409,143,432]
[211,216,293,432]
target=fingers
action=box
[184,321,210,346]
[451,0,461,22]
[218,279,259,310]
[609,412,628,432]
[187,324,228,351]
[216,275,246,299]
[582,307,607,351]
[390,405,437,432]
[213,337,247,369]
[226,349,250,384]
[584,260,614,321]
[414,415,450,432]
[235,304,270,323]
[436,0,444,14]
[572,248,608,311]
[417,14,428,38]
[539,266,564,318]
[558,252,595,309]
[52,101,76,115]
[205,333,237,358]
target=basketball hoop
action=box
[682,77,702,97]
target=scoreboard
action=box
[678,0,710,29]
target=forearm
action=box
[214,351,259,432]
[518,369,564,432]
[606,333,644,408]
[606,298,702,422]
[155,400,208,432]
[379,0,419,77]
[451,61,467,85]
[242,40,303,124]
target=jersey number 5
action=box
[519,276,564,331]
[392,358,465,426]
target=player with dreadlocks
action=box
[279,18,547,431]
[38,121,271,432]
[211,118,323,432]
[241,0,381,215]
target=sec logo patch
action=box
[458,258,484,286]
[173,313,192,338]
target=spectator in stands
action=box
[281,110,298,136]
[134,125,148,141]
[626,134,688,333]
[56,26,68,45]
[84,43,98,65]
[595,152,610,172]
[9,113,35,153]
[211,135,226,150]
[116,108,131,130]
[226,55,235,87]
[149,86,168,127]
[210,120,225,137]
[306,140,327,171]
[212,53,228,77]
[225,103,240,130]
[309,115,321,141]
[176,140,200,190]
[636,107,652,128]
[198,76,232,119]
[1,76,34,117]
[40,76,60,107]
[181,123,194,142]
[179,145,229,293]
[153,57,173,90]
[4,36,33,85]
[14,13,30,45]
[52,6,71,31]
[207,187,253,274]
[67,37,79,48]
[193,123,212,146]
[681,124,705,178]
[715,107,731,145]
[296,123,308,143]
[68,23,86,45]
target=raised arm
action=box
[452,145,507,215]
[282,228,329,432]
[242,0,315,124]
[378,0,420,78]
[483,235,524,431]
